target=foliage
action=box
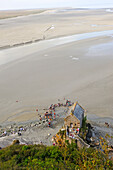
[79,116,88,140]
[0,142,113,169]
[82,116,87,130]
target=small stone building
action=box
[64,102,84,135]
[52,103,89,148]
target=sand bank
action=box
[0,8,113,47]
[0,9,46,20]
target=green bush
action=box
[0,143,113,169]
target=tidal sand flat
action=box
[0,34,113,125]
[0,9,46,20]
[0,8,113,48]
[0,8,113,125]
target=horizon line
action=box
[0,6,113,11]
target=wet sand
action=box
[0,8,113,125]
[0,35,113,125]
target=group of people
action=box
[0,126,25,138]
[67,126,80,137]
[44,111,56,127]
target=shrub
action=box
[0,143,113,169]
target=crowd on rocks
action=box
[0,99,73,140]
[0,125,26,138]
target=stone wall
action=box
[64,114,80,128]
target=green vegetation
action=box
[79,116,88,140]
[0,143,113,169]
[82,116,87,130]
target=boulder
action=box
[12,139,20,145]
[30,123,36,127]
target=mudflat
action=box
[0,8,113,125]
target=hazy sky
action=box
[0,0,113,10]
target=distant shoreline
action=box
[0,7,113,20]
[0,9,46,20]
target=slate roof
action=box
[74,103,84,121]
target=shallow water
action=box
[0,29,113,66]
[86,41,113,57]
